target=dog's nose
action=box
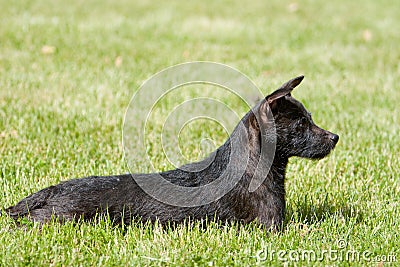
[330,133,339,144]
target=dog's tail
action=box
[4,185,58,220]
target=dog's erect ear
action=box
[266,75,304,103]
[255,75,304,127]
[280,75,304,90]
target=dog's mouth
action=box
[303,137,339,160]
[309,151,334,160]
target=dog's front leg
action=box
[255,193,285,231]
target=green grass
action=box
[1,0,399,266]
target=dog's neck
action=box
[170,111,289,191]
[217,113,289,190]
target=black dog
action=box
[6,75,338,230]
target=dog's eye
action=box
[298,117,308,127]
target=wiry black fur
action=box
[5,75,339,230]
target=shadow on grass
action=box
[285,196,364,225]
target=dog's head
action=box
[254,76,339,160]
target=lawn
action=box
[1,0,399,266]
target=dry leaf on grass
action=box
[41,45,56,54]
